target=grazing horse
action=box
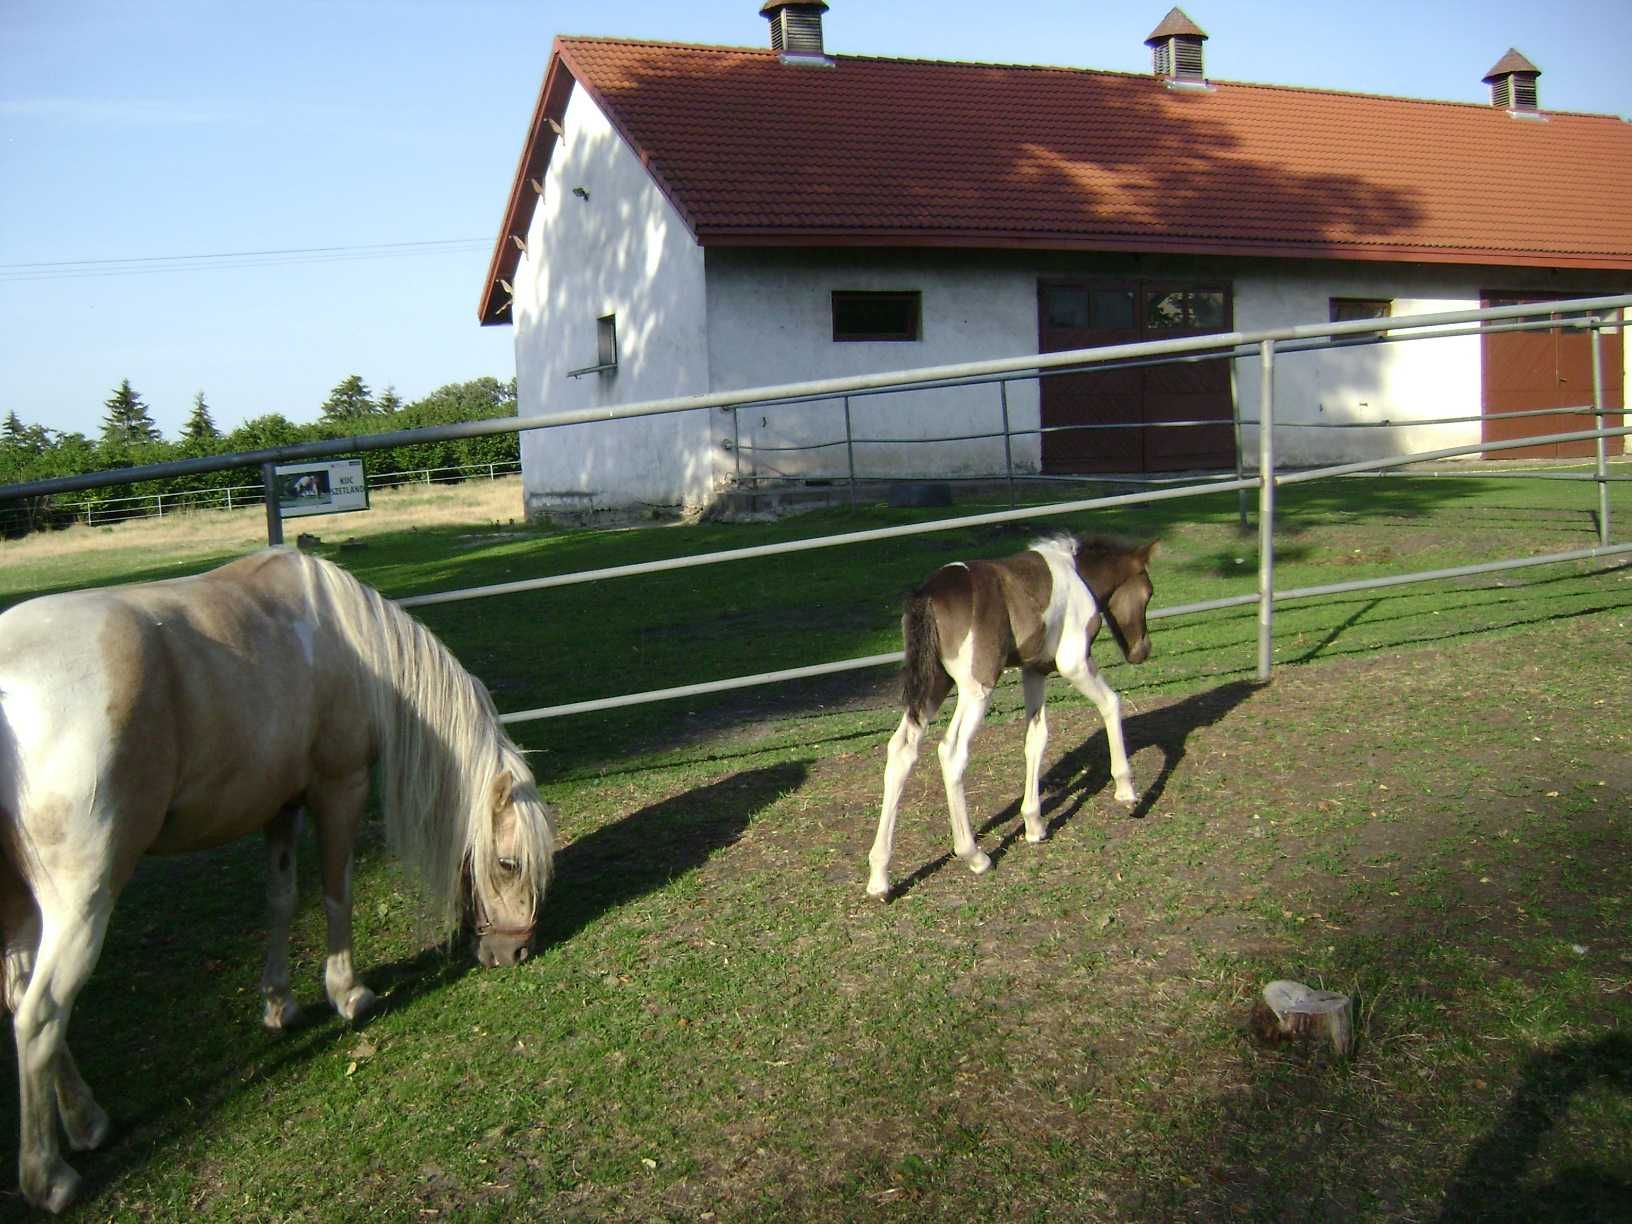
[0,549,556,1213]
[868,535,1156,899]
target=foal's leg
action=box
[260,806,302,1031]
[1020,669,1050,843]
[937,681,994,874]
[1060,657,1137,805]
[868,712,925,898]
[309,772,375,1022]
[13,888,113,1213]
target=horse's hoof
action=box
[866,878,892,900]
[64,1101,111,1152]
[24,1159,81,1215]
[338,985,376,1022]
[966,851,992,875]
[263,996,301,1032]
[1115,788,1138,807]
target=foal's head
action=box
[468,761,556,967]
[1076,537,1158,665]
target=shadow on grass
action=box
[887,680,1259,899]
[1437,1032,1632,1223]
[0,763,802,1213]
[537,761,807,947]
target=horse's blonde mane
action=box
[295,552,552,936]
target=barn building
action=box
[480,3,1632,519]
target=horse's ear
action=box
[1139,539,1160,564]
[490,770,515,813]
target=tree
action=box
[1,410,21,444]
[376,384,404,415]
[182,391,220,443]
[100,379,161,445]
[320,374,377,423]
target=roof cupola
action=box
[1145,7,1208,87]
[1483,49,1541,114]
[761,2,831,62]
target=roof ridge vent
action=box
[1145,6,1210,88]
[761,1,834,65]
[1483,48,1542,115]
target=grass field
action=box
[1,467,1629,1219]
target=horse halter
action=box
[468,872,537,944]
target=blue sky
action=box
[3,0,1628,441]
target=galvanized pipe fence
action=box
[4,295,1629,719]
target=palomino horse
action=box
[868,535,1156,899]
[0,549,556,1212]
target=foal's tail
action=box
[899,590,946,727]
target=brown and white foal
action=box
[867,535,1156,898]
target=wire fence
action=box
[47,460,522,528]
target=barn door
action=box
[1482,294,1624,460]
[1038,279,1234,473]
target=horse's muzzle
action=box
[1127,637,1152,664]
[474,923,534,967]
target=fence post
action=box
[1591,314,1610,545]
[998,380,1016,509]
[843,396,857,507]
[1230,358,1249,532]
[1256,339,1277,683]
[262,462,284,546]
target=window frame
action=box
[831,290,922,343]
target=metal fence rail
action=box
[5,293,1629,727]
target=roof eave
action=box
[479,43,578,326]
[692,228,1632,272]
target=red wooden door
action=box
[1482,294,1624,460]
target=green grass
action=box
[1,468,1630,1219]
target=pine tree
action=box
[320,374,377,422]
[100,379,161,445]
[1,409,21,445]
[183,390,221,443]
[377,384,404,415]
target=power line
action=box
[0,238,493,284]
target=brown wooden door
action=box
[1038,282,1141,471]
[1039,279,1234,473]
[1482,294,1624,460]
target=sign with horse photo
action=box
[275,459,369,519]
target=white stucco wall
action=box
[1232,263,1485,468]
[510,84,713,517]
[704,251,1044,483]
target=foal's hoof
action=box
[866,878,892,901]
[1115,787,1139,808]
[966,850,993,875]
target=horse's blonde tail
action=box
[900,590,946,727]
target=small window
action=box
[1043,285,1091,330]
[1192,290,1226,329]
[1330,298,1392,324]
[1146,289,1189,330]
[1092,287,1137,329]
[567,313,618,378]
[833,291,920,342]
[596,313,618,367]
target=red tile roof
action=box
[480,38,1632,322]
